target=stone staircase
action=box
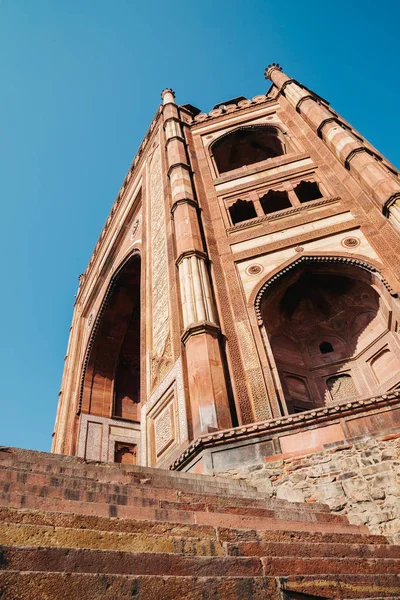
[0,447,399,599]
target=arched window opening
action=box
[212,126,285,174]
[229,199,257,224]
[294,180,323,204]
[260,190,292,215]
[320,341,334,354]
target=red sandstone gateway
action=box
[1,65,400,598]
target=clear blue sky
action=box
[1,0,399,452]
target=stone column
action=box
[265,64,400,233]
[161,89,232,438]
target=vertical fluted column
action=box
[265,64,400,232]
[161,89,232,437]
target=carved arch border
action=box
[76,248,142,415]
[251,253,397,325]
[244,252,399,418]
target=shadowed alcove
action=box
[259,262,400,414]
[81,254,141,422]
[212,125,286,174]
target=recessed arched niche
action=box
[81,254,142,422]
[212,125,286,174]
[258,261,400,414]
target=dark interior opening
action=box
[260,190,292,214]
[294,180,323,204]
[320,341,334,354]
[213,126,285,174]
[82,254,142,422]
[229,199,257,224]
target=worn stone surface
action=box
[222,435,400,544]
[1,447,400,599]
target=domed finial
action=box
[264,63,283,80]
[161,89,176,104]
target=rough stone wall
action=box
[223,434,400,544]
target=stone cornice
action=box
[175,248,207,267]
[383,192,400,216]
[316,117,339,139]
[170,198,198,216]
[295,95,314,113]
[181,321,220,345]
[169,390,400,470]
[344,147,370,170]
[167,162,191,179]
[190,93,278,126]
[165,135,185,147]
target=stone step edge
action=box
[1,521,399,559]
[0,493,368,535]
[1,571,400,600]
[0,522,224,556]
[0,465,330,512]
[0,507,386,546]
[0,487,340,523]
[0,448,257,488]
[0,490,351,527]
[0,464,263,499]
[2,546,400,577]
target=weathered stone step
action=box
[217,525,388,546]
[0,448,258,493]
[0,482,344,525]
[226,539,400,559]
[0,507,216,539]
[0,522,224,556]
[0,546,263,577]
[279,574,400,599]
[0,507,382,548]
[0,572,276,600]
[262,555,400,576]
[0,461,258,497]
[1,572,400,600]
[157,499,345,524]
[0,467,330,513]
[2,521,398,562]
[0,491,360,534]
[2,546,400,577]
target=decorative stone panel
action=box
[141,358,187,466]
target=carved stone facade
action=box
[53,65,400,475]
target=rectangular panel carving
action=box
[154,401,175,457]
[85,421,102,461]
[150,145,170,356]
